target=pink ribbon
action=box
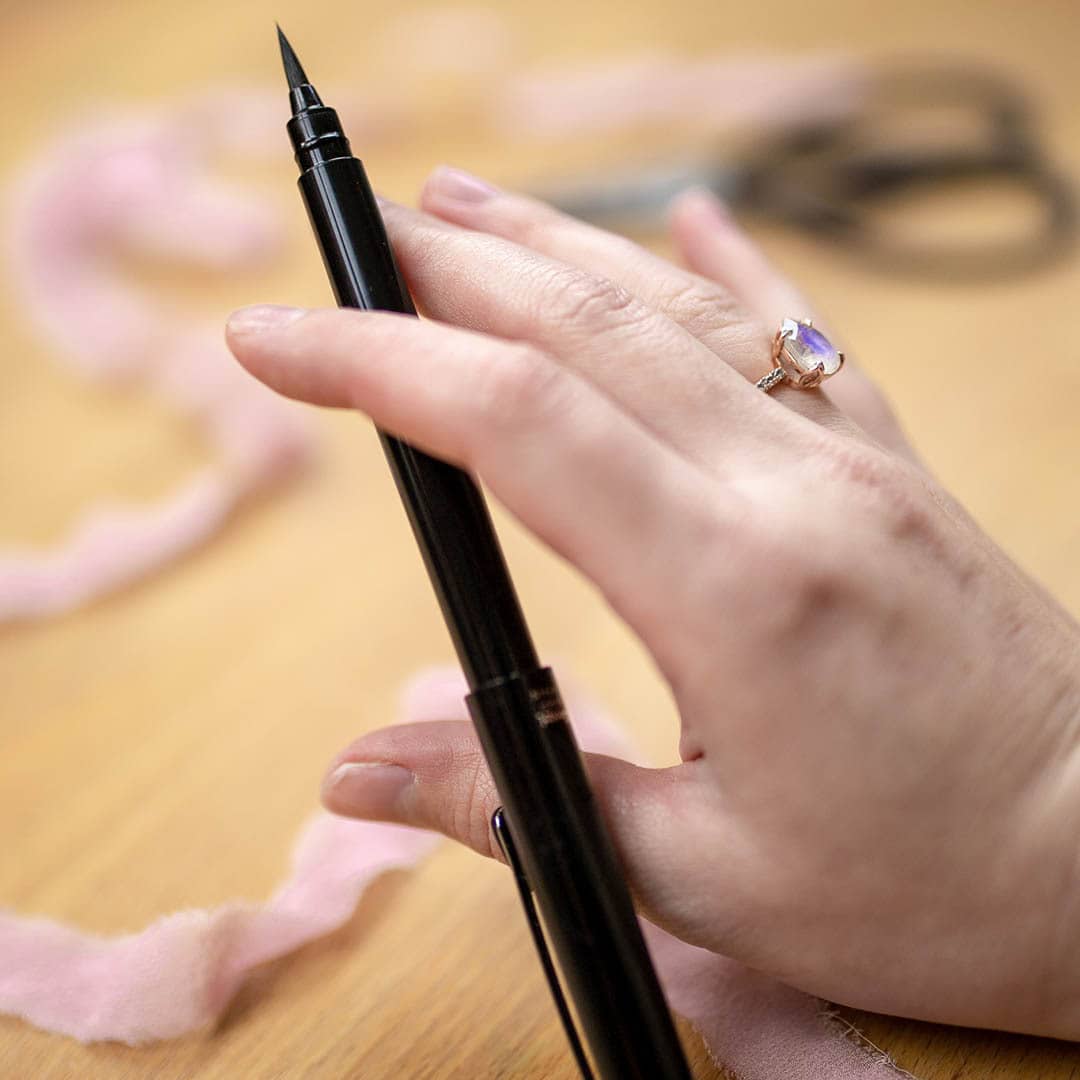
[0,817,438,1045]
[492,53,867,138]
[0,667,912,1077]
[1,99,315,622]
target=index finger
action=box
[226,305,735,669]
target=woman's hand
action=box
[226,168,1080,1038]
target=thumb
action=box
[321,719,719,935]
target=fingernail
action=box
[323,761,414,816]
[227,304,308,335]
[427,165,500,204]
[682,186,731,225]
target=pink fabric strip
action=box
[492,53,867,138]
[0,667,912,1077]
[645,925,910,1079]
[0,818,438,1045]
[1,101,315,622]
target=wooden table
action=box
[3,0,1079,1076]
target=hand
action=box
[226,168,1080,1038]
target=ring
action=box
[756,318,844,392]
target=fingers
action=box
[226,304,729,662]
[670,188,919,460]
[322,719,728,936]
[669,188,809,332]
[420,167,755,370]
[323,721,503,858]
[416,166,844,429]
[374,194,783,470]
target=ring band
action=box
[757,318,844,392]
[755,366,787,393]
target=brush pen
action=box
[276,29,692,1079]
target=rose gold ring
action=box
[756,318,845,392]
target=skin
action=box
[225,168,1080,1039]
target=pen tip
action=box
[276,24,309,91]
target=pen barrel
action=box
[468,669,691,1080]
[297,156,538,686]
[295,148,690,1079]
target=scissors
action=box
[544,63,1076,279]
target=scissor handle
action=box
[737,64,1077,278]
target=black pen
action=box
[276,29,692,1079]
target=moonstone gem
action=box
[782,321,842,376]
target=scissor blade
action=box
[536,160,742,226]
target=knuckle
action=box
[882,482,943,550]
[752,527,861,644]
[547,265,646,333]
[817,441,944,550]
[657,278,744,342]
[686,476,861,644]
[742,446,953,637]
[816,438,900,495]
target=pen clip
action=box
[492,807,596,1080]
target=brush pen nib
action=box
[276,25,310,91]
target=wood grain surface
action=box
[3,1,1079,1077]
